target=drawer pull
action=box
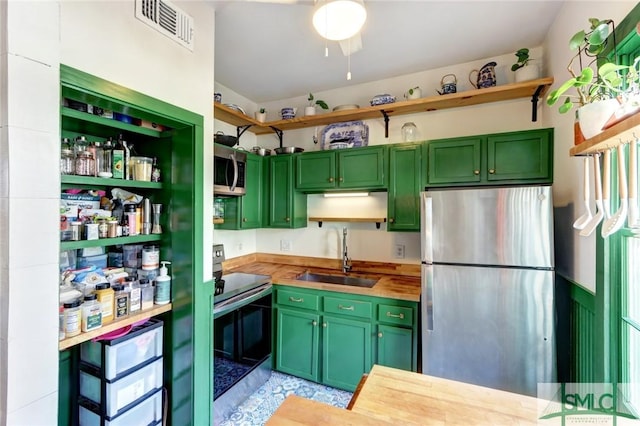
[312,320,317,326]
[339,304,355,311]
[289,296,304,303]
[328,177,334,182]
[473,170,480,175]
[386,311,405,319]
[378,332,383,338]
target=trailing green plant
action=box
[546,18,628,113]
[308,93,328,110]
[511,48,531,71]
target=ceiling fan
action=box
[232,0,366,56]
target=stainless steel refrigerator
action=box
[420,185,556,396]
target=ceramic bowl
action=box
[370,94,396,106]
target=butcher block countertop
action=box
[267,365,544,425]
[223,253,421,302]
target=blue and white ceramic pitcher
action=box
[469,62,497,89]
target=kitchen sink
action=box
[296,272,378,288]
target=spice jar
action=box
[107,219,118,238]
[113,284,130,320]
[63,299,82,338]
[94,283,114,324]
[60,149,75,175]
[97,218,109,238]
[125,204,138,236]
[81,293,103,332]
[125,276,141,313]
[141,245,159,270]
[75,151,95,176]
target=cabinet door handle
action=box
[328,177,334,182]
[285,217,290,222]
[386,311,405,319]
[488,169,495,174]
[473,170,480,175]
[339,177,344,182]
[389,217,395,223]
[339,304,355,311]
[378,332,383,338]
[289,296,304,303]
[323,322,327,328]
[312,320,317,326]
[242,218,247,222]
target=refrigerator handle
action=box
[420,192,433,263]
[423,266,434,331]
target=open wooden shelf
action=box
[59,303,172,350]
[570,111,640,156]
[309,217,387,229]
[214,77,554,138]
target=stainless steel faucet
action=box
[342,227,352,273]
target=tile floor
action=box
[217,372,353,425]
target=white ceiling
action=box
[211,0,565,103]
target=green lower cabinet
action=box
[322,315,372,391]
[376,324,414,371]
[388,142,422,231]
[275,307,320,382]
[273,285,418,392]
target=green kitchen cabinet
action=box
[268,155,307,228]
[426,137,483,185]
[216,151,265,230]
[388,142,423,232]
[295,146,387,192]
[273,285,418,392]
[275,307,320,382]
[322,315,372,390]
[425,129,553,187]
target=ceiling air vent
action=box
[135,0,194,51]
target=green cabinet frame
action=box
[268,155,307,228]
[58,65,208,425]
[388,142,423,231]
[296,146,387,192]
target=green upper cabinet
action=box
[388,142,422,232]
[295,146,387,192]
[216,151,265,230]
[486,129,552,182]
[426,137,483,185]
[425,129,553,187]
[268,155,307,228]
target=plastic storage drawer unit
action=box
[80,319,163,380]
[79,388,163,426]
[80,357,163,417]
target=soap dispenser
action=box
[154,261,172,305]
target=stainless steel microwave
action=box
[214,145,246,196]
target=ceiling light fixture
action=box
[312,0,367,41]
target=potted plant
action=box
[546,18,628,139]
[304,93,329,116]
[511,48,540,82]
[255,107,267,122]
[404,86,422,100]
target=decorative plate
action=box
[370,94,396,106]
[320,120,369,150]
[224,103,246,115]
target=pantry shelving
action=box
[60,234,163,251]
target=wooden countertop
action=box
[267,365,544,425]
[225,254,421,302]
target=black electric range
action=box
[213,272,272,306]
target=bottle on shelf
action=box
[81,293,103,332]
[154,261,172,305]
[94,283,114,324]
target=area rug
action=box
[217,371,353,425]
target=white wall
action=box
[215,49,546,263]
[0,1,215,423]
[543,1,636,292]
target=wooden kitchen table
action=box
[267,365,545,425]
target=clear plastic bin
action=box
[79,357,163,417]
[80,319,163,380]
[78,388,163,426]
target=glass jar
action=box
[75,151,95,176]
[141,244,159,270]
[97,218,109,238]
[60,149,75,175]
[74,135,89,157]
[401,122,418,142]
[139,278,154,310]
[63,300,82,338]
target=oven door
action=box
[213,284,272,401]
[214,146,246,196]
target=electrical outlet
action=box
[394,244,405,259]
[237,243,243,251]
[280,239,292,252]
